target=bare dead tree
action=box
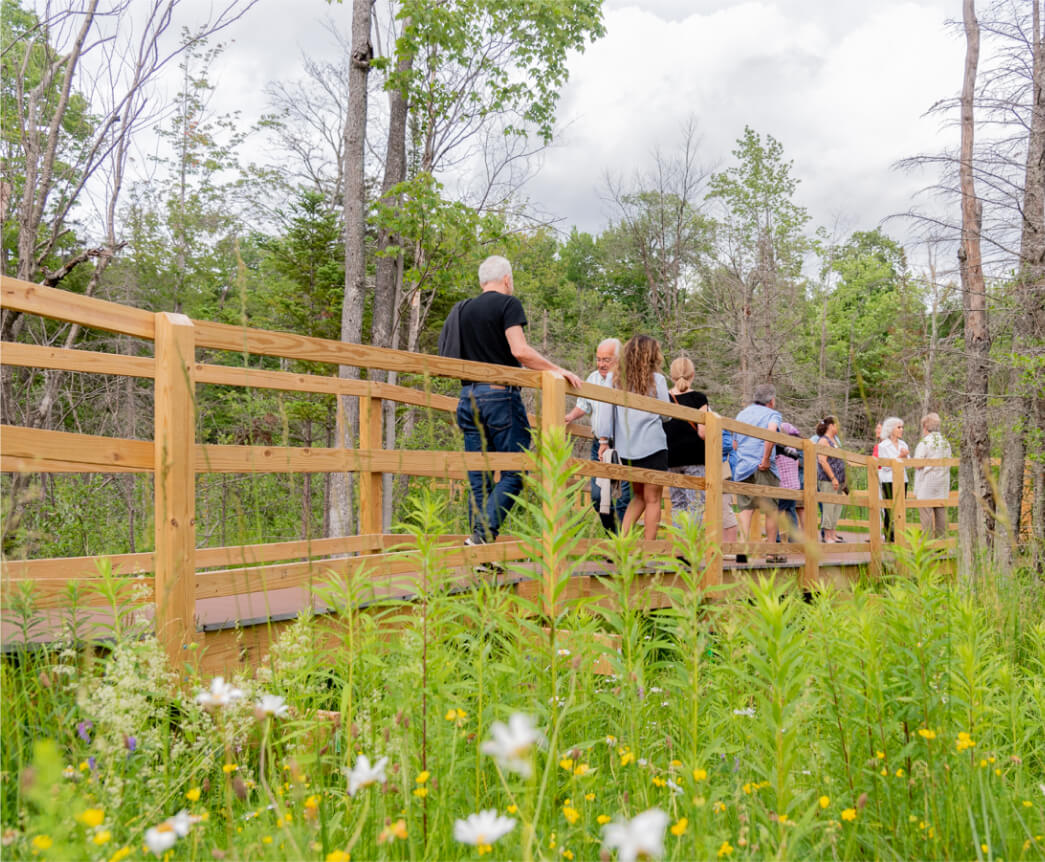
[995,0,1044,565]
[1,0,257,548]
[958,0,997,574]
[330,0,373,539]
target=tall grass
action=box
[2,428,1043,860]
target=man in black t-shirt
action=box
[456,255,582,546]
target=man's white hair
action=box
[597,337,621,357]
[478,255,512,286]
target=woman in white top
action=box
[913,412,952,538]
[877,416,909,543]
[595,335,670,540]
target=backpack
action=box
[437,298,471,358]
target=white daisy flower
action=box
[480,713,543,778]
[255,694,290,719]
[344,754,388,796]
[453,809,515,852]
[602,808,669,862]
[195,676,244,709]
[144,824,178,856]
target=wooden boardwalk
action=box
[1,275,960,674]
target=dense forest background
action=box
[1,0,1041,565]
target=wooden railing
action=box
[0,276,959,667]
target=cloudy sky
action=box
[178,0,965,250]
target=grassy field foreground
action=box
[2,433,1044,861]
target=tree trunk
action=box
[330,0,372,538]
[957,0,996,575]
[997,0,1045,567]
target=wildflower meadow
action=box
[2,433,1044,861]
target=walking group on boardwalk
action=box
[444,255,953,558]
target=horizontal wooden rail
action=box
[1,342,155,378]
[2,425,153,471]
[1,277,155,339]
[2,534,409,580]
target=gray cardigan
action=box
[593,372,670,460]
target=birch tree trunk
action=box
[957,0,996,575]
[330,0,372,538]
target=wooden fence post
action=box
[868,458,882,576]
[702,411,724,589]
[358,394,383,537]
[154,312,197,669]
[539,372,567,615]
[802,439,819,587]
[893,459,907,548]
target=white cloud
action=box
[528,0,963,242]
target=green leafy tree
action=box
[706,127,812,402]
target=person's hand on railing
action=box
[558,368,583,389]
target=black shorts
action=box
[622,449,669,472]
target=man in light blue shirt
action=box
[564,338,631,531]
[733,383,783,559]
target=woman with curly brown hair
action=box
[594,334,670,540]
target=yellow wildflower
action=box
[573,763,590,777]
[880,767,888,776]
[412,787,428,798]
[995,768,1002,776]
[186,787,201,802]
[980,759,989,767]
[326,851,351,862]
[895,768,905,777]
[562,805,580,825]
[819,796,830,809]
[559,758,574,771]
[670,818,688,836]
[652,776,666,788]
[597,815,611,825]
[92,831,112,846]
[444,708,467,722]
[32,836,53,851]
[917,728,936,740]
[742,782,753,795]
[584,792,595,801]
[415,770,430,785]
[263,836,273,844]
[692,768,707,782]
[76,809,105,828]
[875,750,885,760]
[778,813,789,823]
[1023,801,1033,808]
[981,844,988,853]
[841,808,857,822]
[718,840,734,857]
[561,850,574,861]
[507,805,518,814]
[713,801,727,814]
[222,763,238,773]
[956,732,975,752]
[620,752,635,767]
[109,847,131,862]
[670,759,682,768]
[304,795,320,810]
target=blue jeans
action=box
[456,385,532,541]
[590,438,631,531]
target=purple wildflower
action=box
[76,720,93,743]
[88,756,97,771]
[124,735,137,752]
